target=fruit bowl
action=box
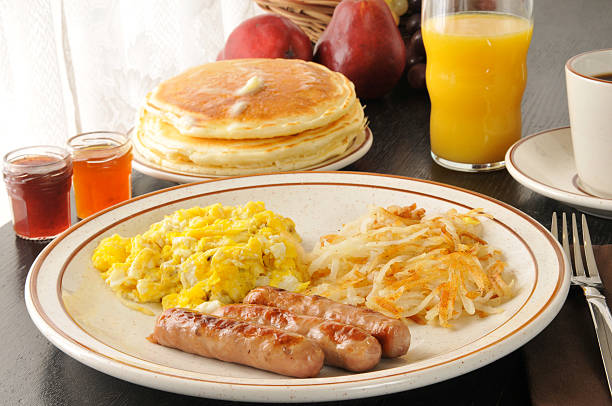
[253,0,339,43]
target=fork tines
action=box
[551,212,602,284]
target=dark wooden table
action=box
[3,0,612,404]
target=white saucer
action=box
[133,127,373,184]
[505,126,612,219]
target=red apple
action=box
[220,14,313,61]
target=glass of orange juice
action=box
[68,131,132,218]
[422,0,533,172]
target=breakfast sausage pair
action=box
[149,286,411,377]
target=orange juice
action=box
[422,13,533,165]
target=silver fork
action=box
[552,212,612,395]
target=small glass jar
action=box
[67,131,132,219]
[3,146,73,240]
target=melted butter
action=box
[235,76,265,96]
[228,101,248,117]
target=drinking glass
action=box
[68,131,132,219]
[422,0,533,172]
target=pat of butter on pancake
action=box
[235,76,265,96]
[229,101,249,117]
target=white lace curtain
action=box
[0,0,261,222]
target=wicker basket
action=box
[254,0,341,43]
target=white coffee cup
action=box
[565,48,612,198]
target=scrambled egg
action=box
[92,202,309,312]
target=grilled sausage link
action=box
[213,304,381,372]
[243,286,410,358]
[148,308,324,378]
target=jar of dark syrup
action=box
[3,146,73,240]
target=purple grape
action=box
[406,63,426,89]
[404,13,421,36]
[408,0,421,13]
[410,29,425,58]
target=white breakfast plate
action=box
[25,171,569,402]
[505,127,612,219]
[132,127,373,183]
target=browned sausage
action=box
[213,304,381,372]
[148,308,324,378]
[243,286,410,358]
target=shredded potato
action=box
[306,204,516,327]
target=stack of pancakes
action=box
[133,58,366,176]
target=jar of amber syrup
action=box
[67,131,132,219]
[3,146,73,240]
